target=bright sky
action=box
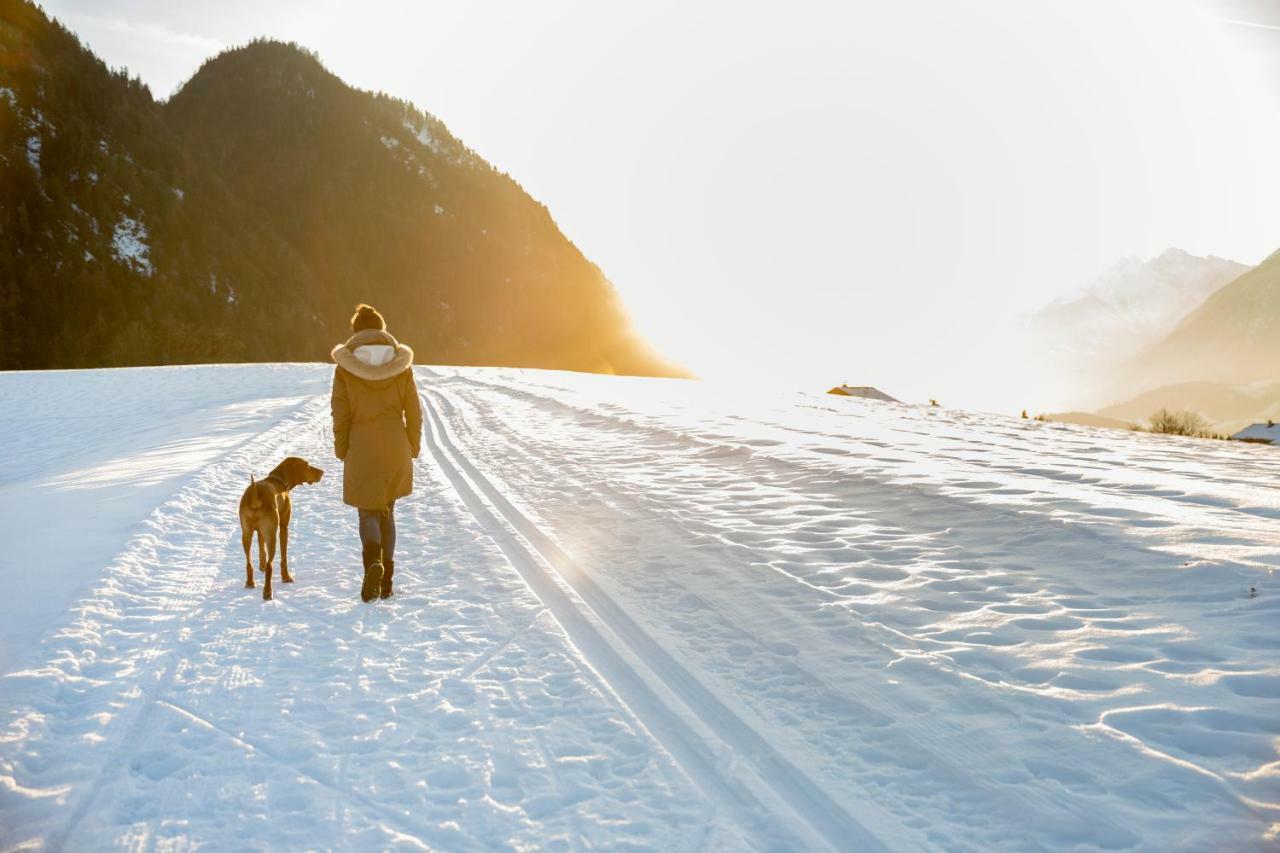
[43,0,1280,411]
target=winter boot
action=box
[360,543,383,603]
[380,559,394,599]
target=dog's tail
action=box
[249,476,262,510]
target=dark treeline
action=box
[0,0,675,375]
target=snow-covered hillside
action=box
[1,365,1278,850]
[1029,248,1247,364]
[1027,248,1249,409]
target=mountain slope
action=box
[0,0,264,366]
[1097,379,1280,435]
[1123,247,1280,391]
[0,1,673,375]
[1030,248,1247,356]
[1026,248,1248,407]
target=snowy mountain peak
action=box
[1027,248,1249,407]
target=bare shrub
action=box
[1149,408,1208,437]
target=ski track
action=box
[2,363,1278,851]
[421,388,874,851]
[0,366,325,676]
[0,369,740,851]
[418,366,1280,851]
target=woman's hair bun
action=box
[351,303,386,332]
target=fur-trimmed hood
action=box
[331,329,414,381]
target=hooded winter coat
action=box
[330,329,423,510]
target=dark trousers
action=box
[358,501,396,563]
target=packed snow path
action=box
[1,365,1278,850]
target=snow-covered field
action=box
[1,364,1278,851]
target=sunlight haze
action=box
[44,0,1280,411]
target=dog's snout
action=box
[310,466,325,483]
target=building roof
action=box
[1230,422,1280,444]
[827,385,900,403]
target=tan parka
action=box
[330,329,423,510]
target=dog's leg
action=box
[279,522,291,583]
[242,525,255,588]
[279,496,293,583]
[264,516,280,601]
[258,519,274,600]
[257,523,268,578]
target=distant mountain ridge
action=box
[1027,248,1248,407]
[0,0,675,375]
[1033,248,1246,346]
[1028,245,1280,433]
[1097,380,1280,436]
[1123,247,1280,392]
[1080,250,1280,433]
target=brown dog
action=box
[239,456,324,600]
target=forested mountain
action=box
[0,0,674,374]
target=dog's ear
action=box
[282,456,309,488]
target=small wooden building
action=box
[827,385,899,403]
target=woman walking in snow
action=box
[330,304,422,601]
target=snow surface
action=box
[111,216,152,276]
[405,118,442,154]
[23,108,50,175]
[0,367,325,675]
[24,133,40,173]
[1,364,1278,850]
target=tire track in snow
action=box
[421,390,886,853]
